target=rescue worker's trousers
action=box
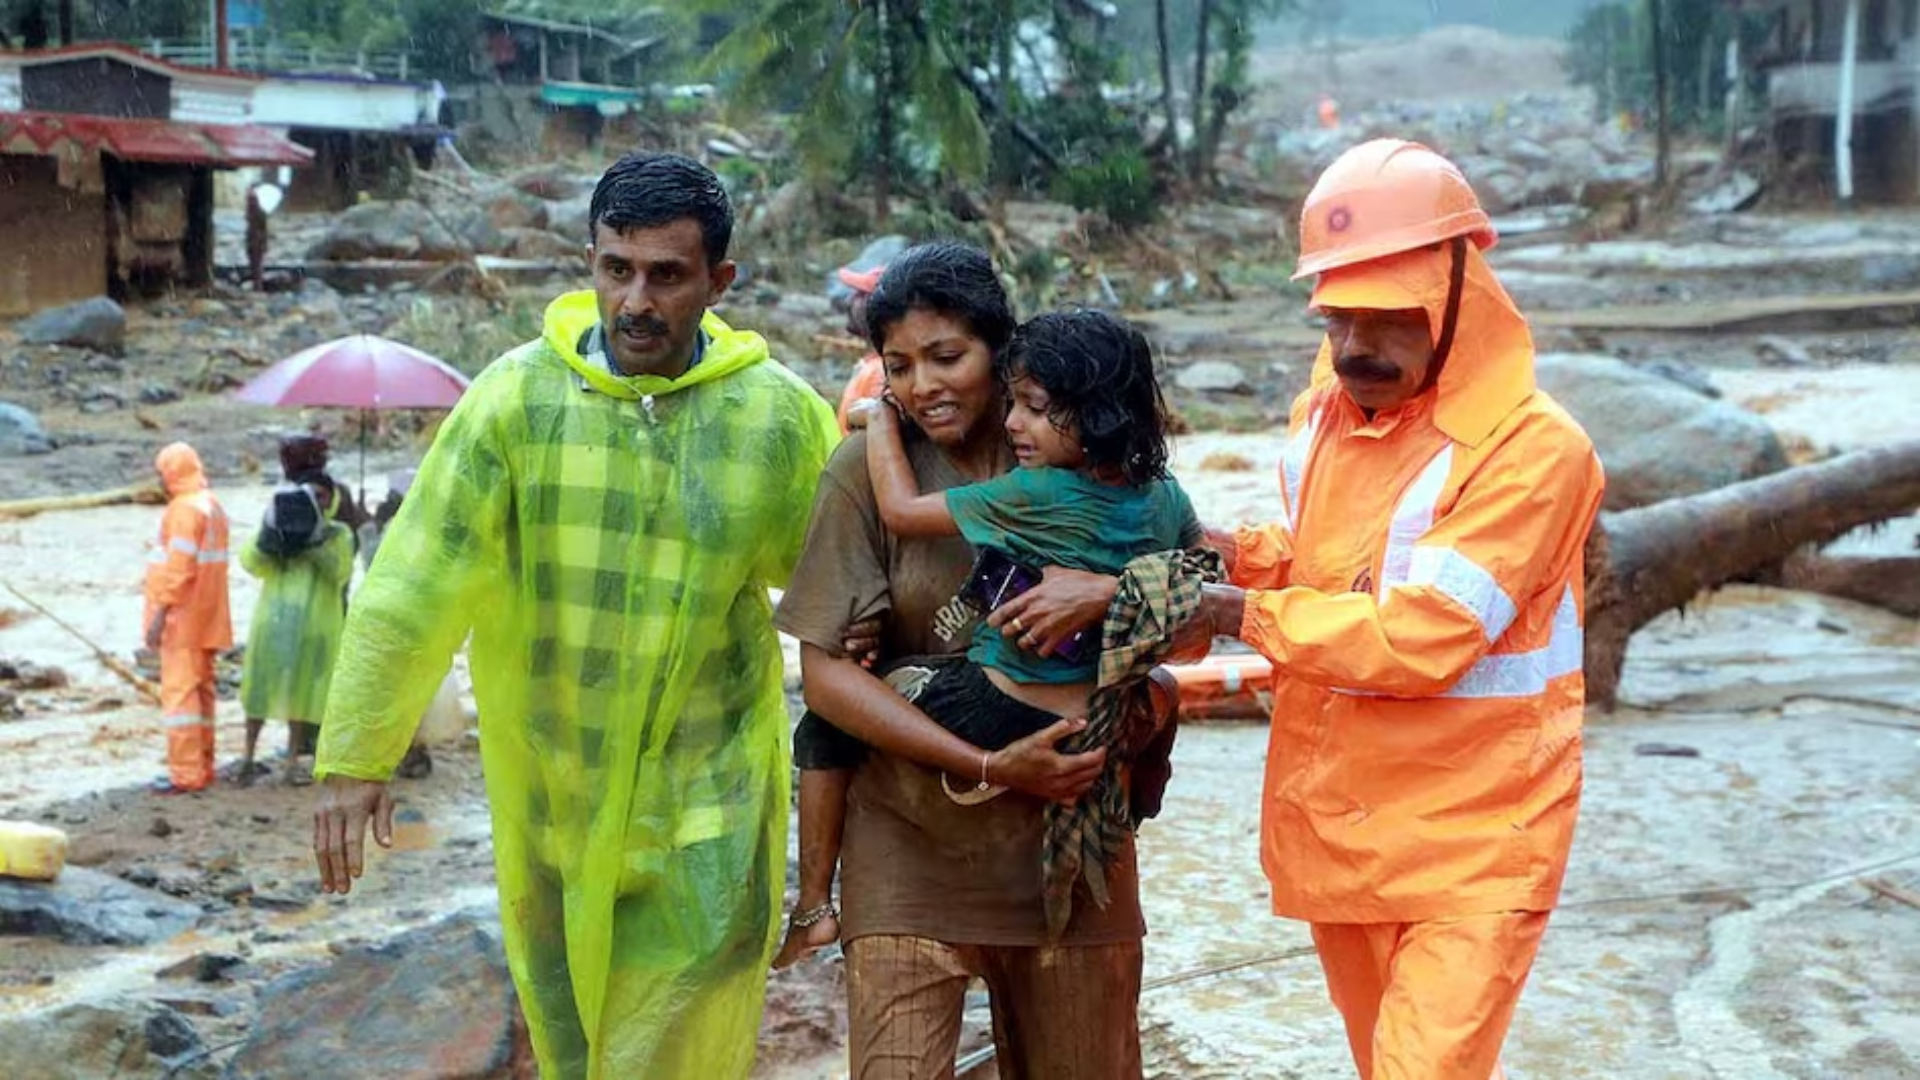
[1311,911,1549,1080]
[160,647,218,791]
[844,933,1143,1080]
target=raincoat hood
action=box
[1307,242,1534,448]
[155,442,209,496]
[542,290,768,400]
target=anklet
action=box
[790,902,838,929]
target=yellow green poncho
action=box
[238,520,354,722]
[316,292,837,1079]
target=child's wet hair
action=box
[998,309,1170,485]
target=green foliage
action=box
[390,292,545,378]
[1051,145,1158,227]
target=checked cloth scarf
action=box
[1042,547,1225,940]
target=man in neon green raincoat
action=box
[310,152,837,1078]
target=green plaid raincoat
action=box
[316,290,837,1079]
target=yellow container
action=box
[0,820,70,882]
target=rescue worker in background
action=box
[833,262,886,433]
[143,442,233,795]
[309,152,837,1078]
[1192,140,1606,1078]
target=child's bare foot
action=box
[771,902,839,970]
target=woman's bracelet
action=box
[976,749,992,792]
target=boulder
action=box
[0,1000,202,1080]
[480,188,549,232]
[0,401,54,456]
[544,193,594,242]
[0,865,200,945]
[445,205,508,258]
[307,201,469,262]
[1175,360,1254,395]
[1535,353,1789,510]
[17,296,126,353]
[226,912,533,1080]
[501,228,586,263]
[507,163,595,201]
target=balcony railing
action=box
[138,39,413,81]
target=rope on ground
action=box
[0,580,162,704]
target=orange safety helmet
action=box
[1293,139,1497,280]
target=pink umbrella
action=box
[234,334,470,410]
[234,334,472,494]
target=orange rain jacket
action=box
[1233,243,1605,923]
[144,443,233,651]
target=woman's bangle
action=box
[976,749,992,792]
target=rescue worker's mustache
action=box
[614,313,670,339]
[1335,354,1400,384]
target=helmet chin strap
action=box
[1424,236,1469,388]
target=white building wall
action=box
[250,79,429,132]
[171,83,255,125]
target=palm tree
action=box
[695,0,991,224]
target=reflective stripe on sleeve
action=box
[1439,588,1583,700]
[1402,546,1519,642]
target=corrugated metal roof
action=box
[0,110,314,166]
[0,42,263,83]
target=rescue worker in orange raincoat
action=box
[1192,140,1606,1078]
[143,442,233,794]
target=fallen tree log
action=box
[1586,440,1920,710]
[0,484,165,521]
[1776,553,1920,619]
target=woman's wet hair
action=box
[589,152,733,266]
[1000,309,1171,485]
[865,242,1016,357]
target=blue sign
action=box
[228,0,264,30]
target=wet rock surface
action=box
[1537,352,1790,509]
[0,999,205,1080]
[0,401,54,456]
[226,912,533,1080]
[0,866,201,946]
[17,297,127,354]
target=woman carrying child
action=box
[773,243,1193,1079]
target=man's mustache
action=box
[1334,354,1400,383]
[614,313,670,338]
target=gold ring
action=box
[1010,617,1025,634]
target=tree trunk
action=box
[1154,0,1180,155]
[874,0,896,226]
[1585,441,1920,709]
[994,0,1016,199]
[1190,0,1214,183]
[1650,0,1672,191]
[1777,554,1920,618]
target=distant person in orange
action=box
[143,442,234,794]
[833,263,886,433]
[1317,94,1341,129]
[1191,140,1605,1078]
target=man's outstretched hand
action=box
[313,775,395,895]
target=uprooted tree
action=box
[1584,440,1920,710]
